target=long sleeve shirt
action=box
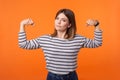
[18,30,102,75]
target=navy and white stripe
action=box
[18,30,102,74]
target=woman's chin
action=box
[55,27,61,31]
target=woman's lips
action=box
[56,25,61,27]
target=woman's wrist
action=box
[94,20,101,31]
[20,24,25,32]
[95,25,101,31]
[93,20,99,27]
[94,21,99,27]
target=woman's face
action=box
[55,13,71,32]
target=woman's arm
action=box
[18,18,41,49]
[82,19,102,48]
[19,18,34,32]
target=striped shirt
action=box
[18,30,102,75]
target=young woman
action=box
[18,8,102,80]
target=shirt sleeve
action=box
[18,32,41,49]
[82,30,103,48]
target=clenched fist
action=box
[86,19,99,27]
[20,18,34,26]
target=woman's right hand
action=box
[20,18,34,26]
[19,18,34,32]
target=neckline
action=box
[52,36,68,41]
[48,34,78,41]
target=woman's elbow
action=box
[94,42,102,48]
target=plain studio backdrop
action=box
[0,0,120,80]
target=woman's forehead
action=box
[57,13,68,19]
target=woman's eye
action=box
[62,19,66,22]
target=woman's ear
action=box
[68,24,71,28]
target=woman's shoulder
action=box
[73,34,86,41]
[36,34,51,40]
[75,34,85,38]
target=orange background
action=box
[0,0,120,80]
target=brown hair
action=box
[51,8,77,39]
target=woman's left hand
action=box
[86,19,99,27]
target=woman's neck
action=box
[56,31,67,39]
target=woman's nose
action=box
[57,20,61,24]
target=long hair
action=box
[51,8,77,39]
